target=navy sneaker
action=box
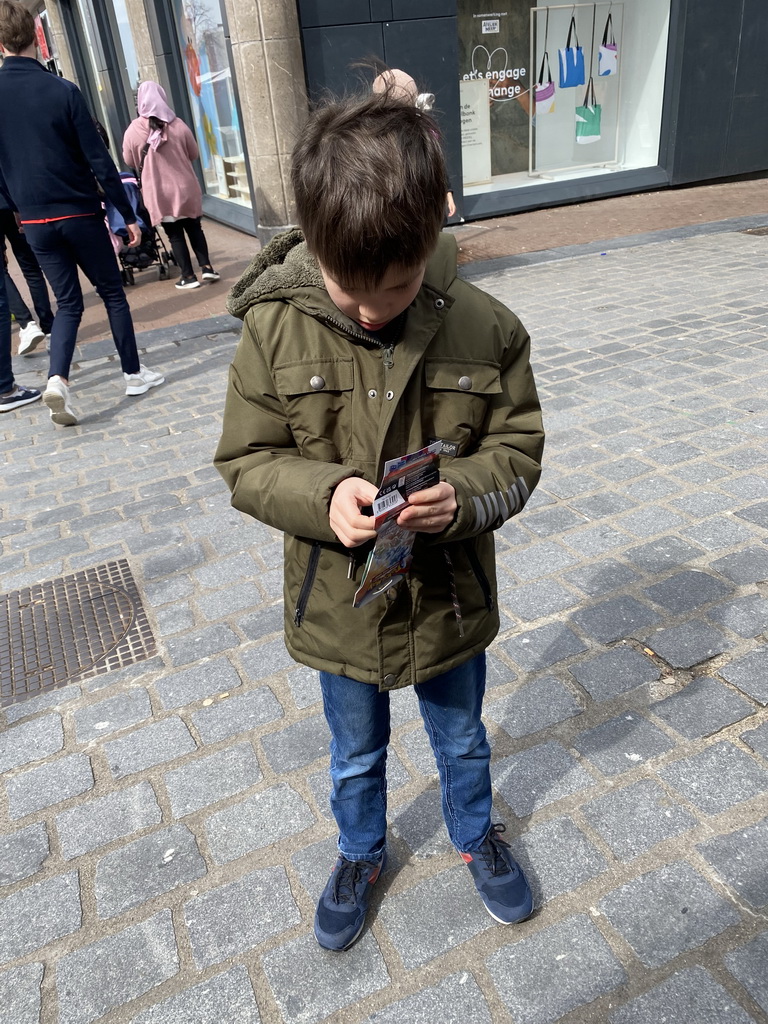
[461,823,533,924]
[314,851,386,951]
[0,385,42,413]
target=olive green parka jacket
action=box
[214,230,544,691]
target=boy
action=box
[215,89,544,951]
[0,0,163,427]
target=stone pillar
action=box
[221,0,308,237]
[125,0,159,88]
[33,0,77,83]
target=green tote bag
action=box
[575,78,601,144]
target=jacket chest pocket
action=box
[424,358,502,452]
[274,358,355,462]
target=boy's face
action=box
[320,263,426,332]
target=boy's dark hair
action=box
[291,91,449,287]
[0,0,36,54]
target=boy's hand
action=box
[397,482,457,534]
[330,478,378,548]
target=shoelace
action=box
[478,824,515,877]
[332,859,365,904]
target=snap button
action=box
[310,375,325,390]
[385,390,394,400]
[383,673,397,687]
[386,587,398,601]
[434,298,446,309]
[458,375,472,391]
[368,389,377,398]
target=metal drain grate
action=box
[1,559,156,706]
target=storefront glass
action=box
[110,0,140,101]
[170,0,251,208]
[458,0,670,195]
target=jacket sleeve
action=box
[69,88,136,226]
[437,314,545,544]
[213,313,362,542]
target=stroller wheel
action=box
[125,268,135,286]
[158,264,169,280]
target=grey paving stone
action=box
[486,914,627,1024]
[164,743,262,816]
[724,931,768,1016]
[153,602,195,636]
[571,595,661,644]
[671,490,735,516]
[598,861,741,968]
[645,569,732,614]
[501,541,578,581]
[128,966,261,1024]
[709,593,768,638]
[390,787,452,857]
[56,910,179,1024]
[155,656,242,709]
[720,648,768,704]
[582,780,697,861]
[357,972,492,1024]
[191,685,284,743]
[646,619,731,668]
[6,753,94,818]
[106,717,197,778]
[609,966,755,1024]
[524,506,588,537]
[73,689,153,742]
[196,582,263,620]
[741,721,768,758]
[166,624,240,666]
[192,552,261,587]
[399,721,440,777]
[378,865,492,968]
[260,714,330,774]
[569,645,660,701]
[204,783,315,865]
[618,506,687,538]
[0,963,44,1024]
[95,824,206,919]
[56,781,162,859]
[712,545,768,584]
[500,622,587,672]
[511,816,607,902]
[485,650,516,689]
[651,675,755,739]
[492,741,596,816]
[239,637,295,681]
[624,536,705,574]
[503,579,580,620]
[569,492,638,518]
[0,821,49,886]
[185,865,300,968]
[736,500,768,528]
[681,516,754,551]
[573,712,676,776]
[285,665,322,708]
[0,713,64,773]
[143,542,205,580]
[4,684,81,724]
[0,872,81,964]
[699,818,768,909]
[144,575,195,607]
[239,602,285,641]
[486,676,583,739]
[563,558,640,598]
[262,931,389,1024]
[562,523,634,556]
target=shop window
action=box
[458,0,670,195]
[170,0,251,208]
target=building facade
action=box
[19,0,768,239]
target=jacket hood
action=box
[226,228,459,321]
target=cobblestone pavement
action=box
[2,221,768,1024]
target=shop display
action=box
[575,77,601,143]
[598,7,619,75]
[558,14,585,88]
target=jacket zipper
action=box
[462,540,494,612]
[294,541,321,626]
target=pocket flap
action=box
[274,359,354,396]
[425,358,502,394]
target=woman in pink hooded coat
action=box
[122,82,218,290]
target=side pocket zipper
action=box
[462,539,494,612]
[294,541,321,626]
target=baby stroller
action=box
[104,172,176,286]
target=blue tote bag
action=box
[558,15,585,89]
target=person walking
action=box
[1,189,54,354]
[123,81,219,291]
[0,0,164,427]
[0,233,41,412]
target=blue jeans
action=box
[23,214,140,379]
[0,257,13,394]
[320,654,492,860]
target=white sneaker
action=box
[124,364,165,396]
[43,376,77,426]
[18,321,45,356]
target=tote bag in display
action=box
[534,52,555,114]
[599,11,618,76]
[558,15,585,88]
[575,78,601,143]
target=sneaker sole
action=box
[0,392,42,412]
[175,282,201,290]
[201,275,220,282]
[313,917,366,952]
[18,334,45,356]
[43,390,77,425]
[125,375,165,396]
[479,891,534,925]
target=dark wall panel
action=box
[301,24,385,101]
[391,0,456,19]
[298,1,371,28]
[724,0,768,174]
